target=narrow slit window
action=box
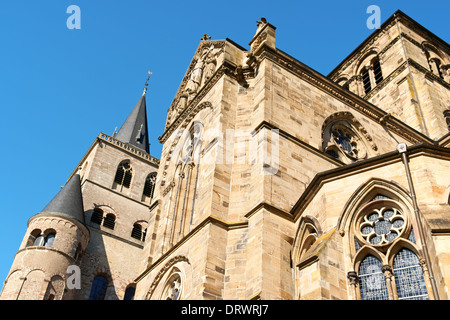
[362,69,372,94]
[373,59,383,84]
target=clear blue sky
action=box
[0,0,448,287]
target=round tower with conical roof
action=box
[0,172,89,300]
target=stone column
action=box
[382,265,396,300]
[347,271,360,300]
[419,258,435,300]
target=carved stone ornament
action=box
[166,42,224,128]
[145,255,190,300]
[321,112,378,163]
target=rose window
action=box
[359,207,405,245]
[331,128,359,158]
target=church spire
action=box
[115,71,151,154]
[40,169,85,224]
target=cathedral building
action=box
[1,10,449,300]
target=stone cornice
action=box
[258,45,431,145]
[98,133,160,166]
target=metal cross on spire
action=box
[143,70,152,96]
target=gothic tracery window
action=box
[161,272,182,300]
[113,161,133,192]
[358,255,389,300]
[350,193,429,300]
[142,173,156,203]
[322,117,370,164]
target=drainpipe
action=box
[396,143,439,299]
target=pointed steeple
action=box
[41,171,85,224]
[115,74,151,154]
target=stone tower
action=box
[68,88,159,300]
[0,172,89,300]
[0,88,159,300]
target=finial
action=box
[201,33,211,41]
[143,70,152,96]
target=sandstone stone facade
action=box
[1,10,449,300]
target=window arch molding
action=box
[145,256,192,300]
[353,48,382,76]
[337,178,413,237]
[292,215,323,266]
[159,267,183,300]
[321,112,378,164]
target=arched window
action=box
[358,255,389,300]
[113,161,133,192]
[142,173,156,203]
[358,55,383,95]
[90,208,103,225]
[321,113,375,164]
[124,284,136,300]
[423,43,446,80]
[372,57,383,85]
[361,67,372,95]
[32,230,56,247]
[89,275,108,300]
[44,232,56,247]
[27,229,42,247]
[349,193,430,300]
[131,223,143,240]
[393,248,429,300]
[33,234,45,246]
[103,214,116,230]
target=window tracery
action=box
[161,272,182,300]
[113,161,133,192]
[349,192,430,300]
[322,114,375,164]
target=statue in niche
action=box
[176,91,188,113]
[185,45,220,98]
[185,50,207,96]
[202,46,220,87]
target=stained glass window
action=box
[372,194,391,201]
[393,249,429,300]
[359,255,389,300]
[359,208,405,245]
